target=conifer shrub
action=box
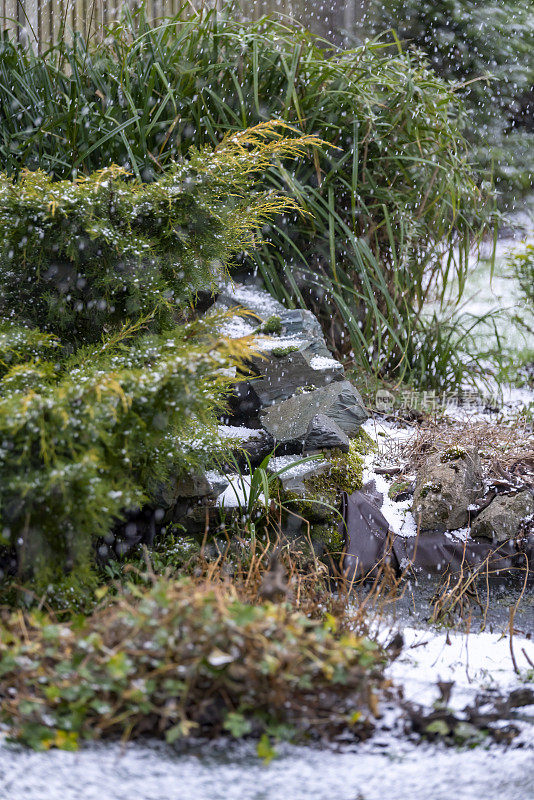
[0,123,316,581]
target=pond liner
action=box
[340,489,534,582]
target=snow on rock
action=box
[219,282,286,320]
[268,454,324,479]
[217,314,256,339]
[217,425,264,443]
[216,474,265,508]
[252,335,306,351]
[309,355,342,371]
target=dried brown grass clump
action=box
[379,416,534,489]
[0,574,386,751]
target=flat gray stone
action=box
[472,490,534,543]
[249,341,344,406]
[175,471,229,500]
[304,414,350,453]
[278,309,330,356]
[260,380,367,447]
[269,457,330,494]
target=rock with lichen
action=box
[260,380,368,452]
[471,490,534,543]
[275,437,368,526]
[412,447,483,532]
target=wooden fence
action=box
[0,1,367,50]
[0,1,198,50]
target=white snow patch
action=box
[1,723,532,800]
[361,419,419,538]
[218,315,256,339]
[268,454,324,479]
[309,355,342,371]
[217,425,263,442]
[224,283,286,319]
[387,626,534,710]
[253,335,305,352]
[216,474,265,508]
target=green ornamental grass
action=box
[0,4,493,381]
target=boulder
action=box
[234,428,275,469]
[412,447,483,532]
[213,283,286,320]
[249,341,344,406]
[304,414,350,453]
[471,490,534,543]
[260,380,368,452]
[175,470,229,500]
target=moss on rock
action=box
[280,430,373,559]
[271,345,299,358]
[257,315,283,336]
[440,446,467,463]
[388,479,413,501]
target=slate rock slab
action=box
[412,448,483,532]
[471,490,534,543]
[304,414,350,453]
[278,309,330,356]
[260,380,367,450]
[249,341,344,405]
[175,471,229,500]
[233,428,275,469]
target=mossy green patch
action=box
[440,446,467,463]
[271,345,299,358]
[388,479,413,501]
[258,315,283,336]
[281,430,372,556]
[420,482,442,499]
[310,523,345,555]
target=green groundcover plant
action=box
[0,577,385,750]
[0,4,492,380]
[0,122,315,580]
[508,244,534,308]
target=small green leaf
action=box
[223,712,252,738]
[257,733,276,764]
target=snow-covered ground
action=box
[1,621,532,800]
[434,224,534,359]
[0,735,532,800]
[388,626,534,710]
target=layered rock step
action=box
[174,279,368,517]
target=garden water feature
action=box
[0,3,533,797]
